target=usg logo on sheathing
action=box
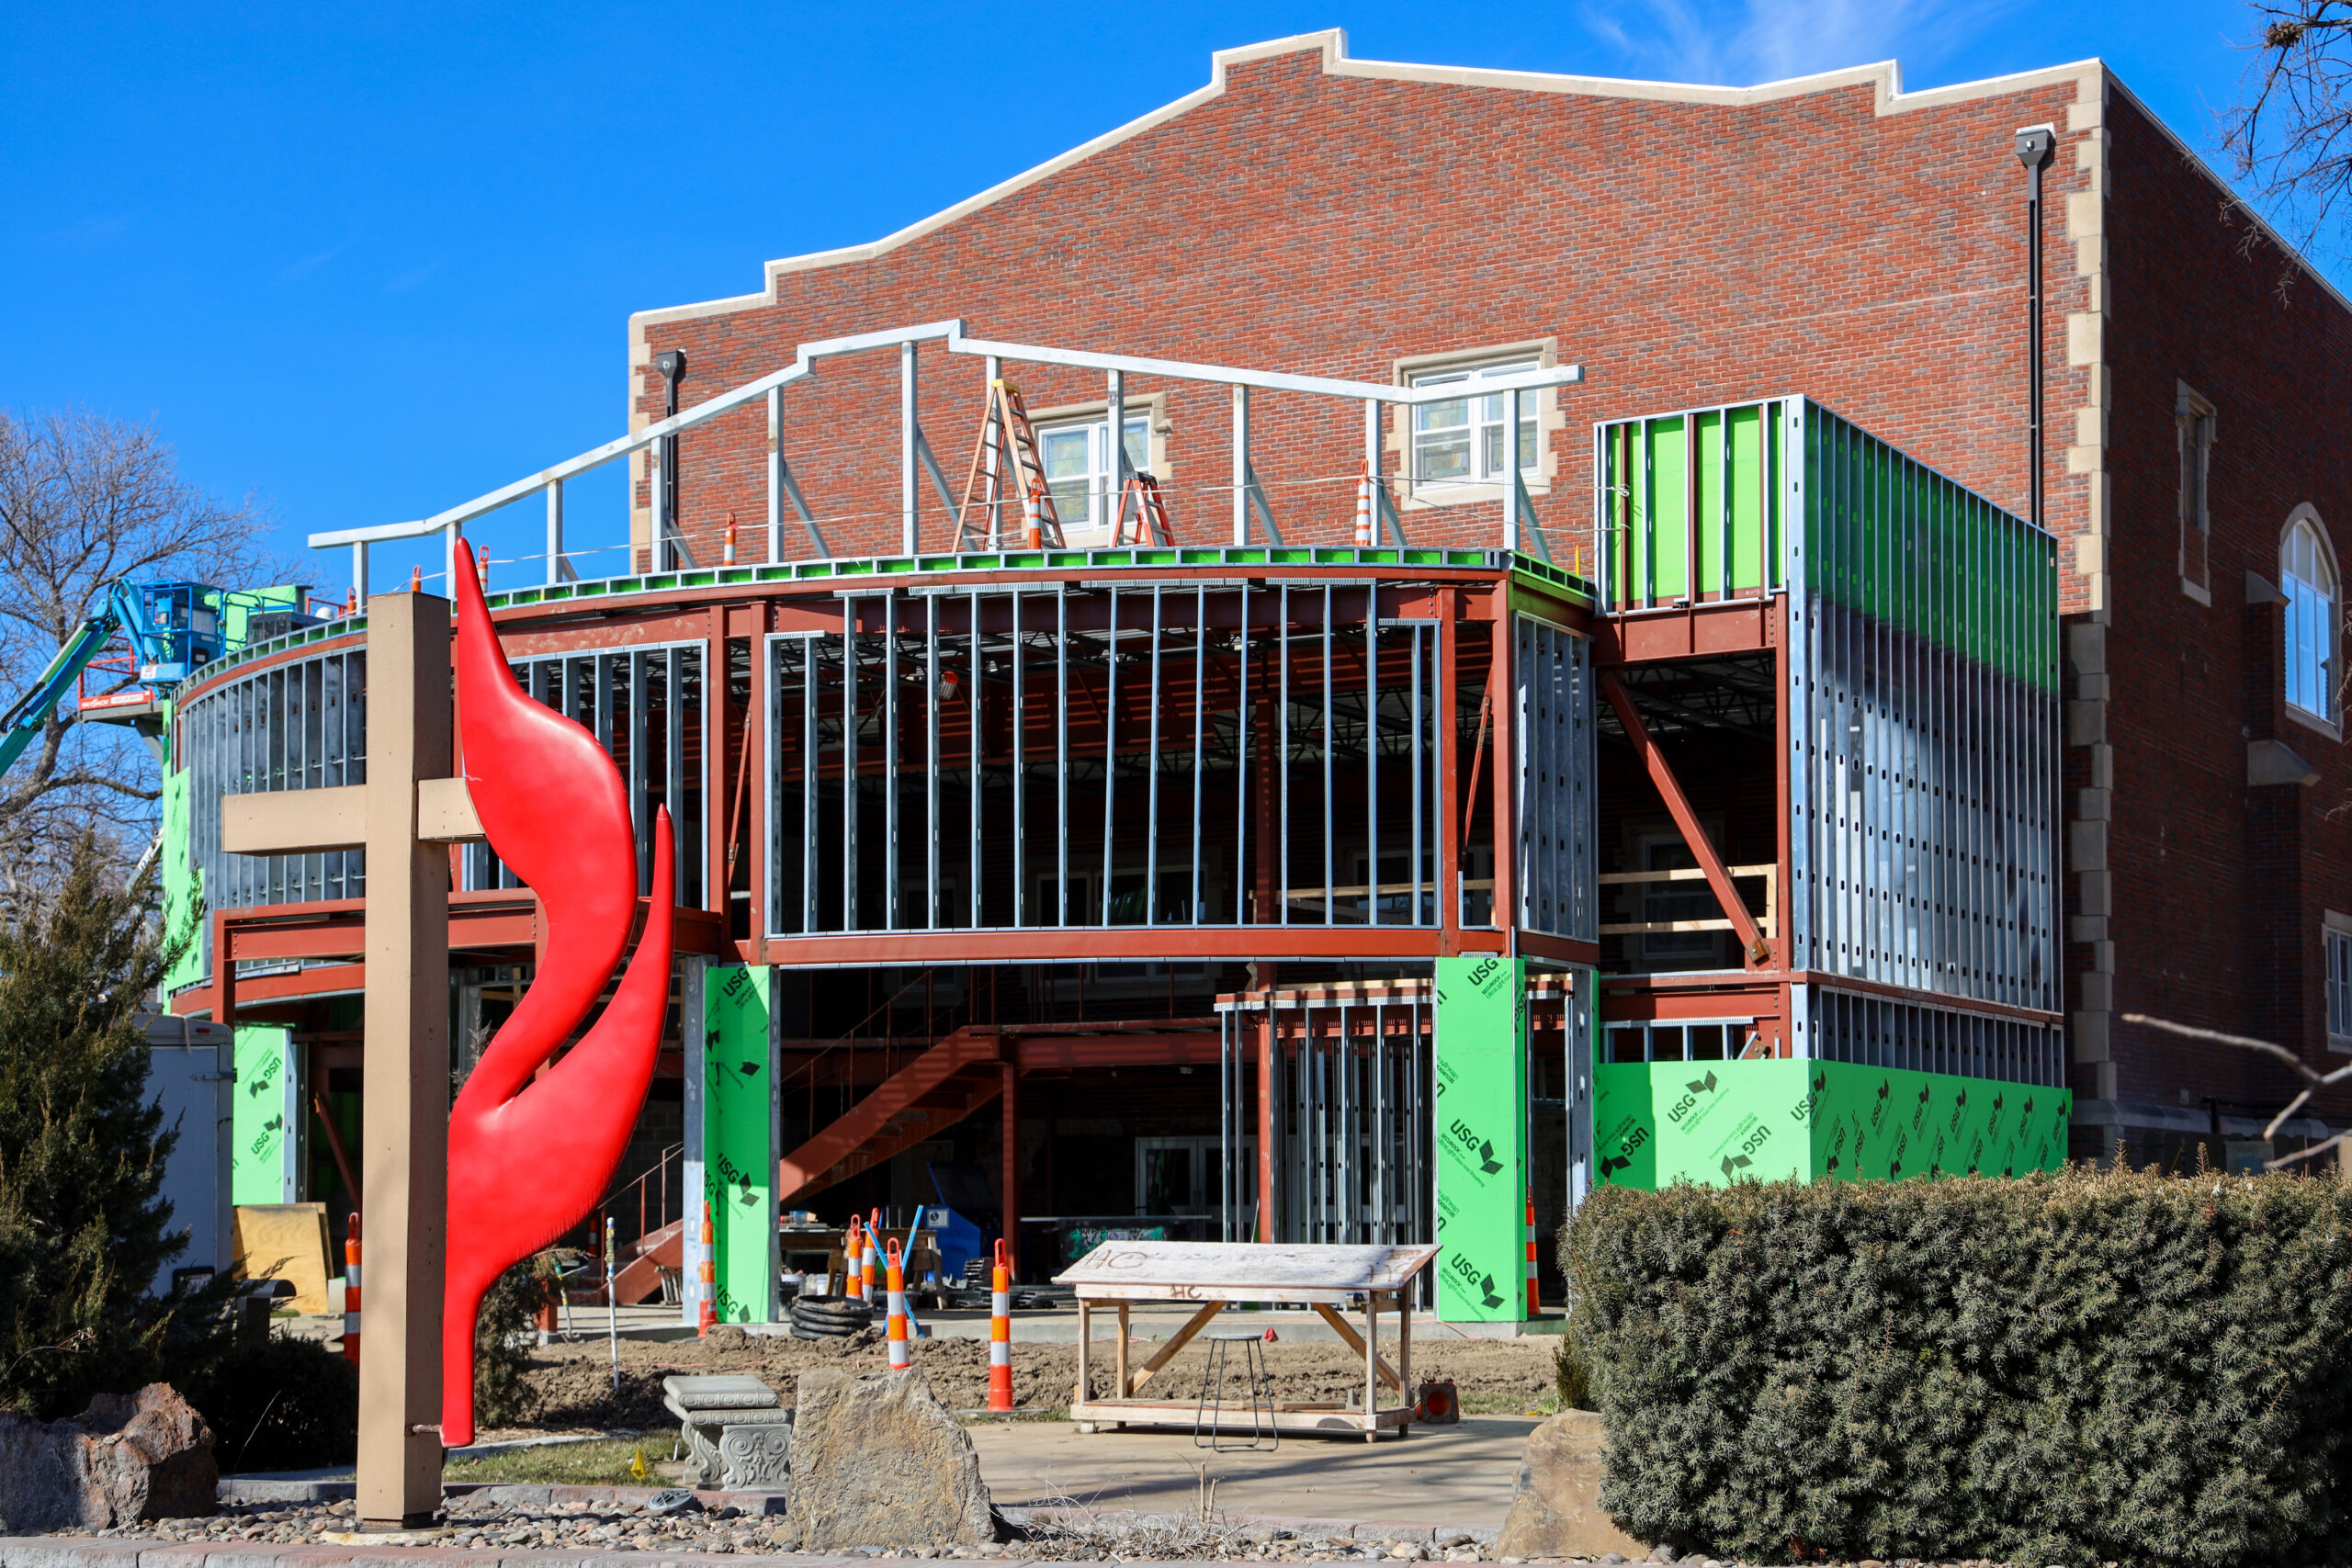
[1445,1117,1506,1179]
[1446,1251,1506,1310]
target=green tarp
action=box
[1593,1059,2072,1189]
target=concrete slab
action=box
[964,1416,1540,1531]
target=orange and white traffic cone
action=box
[843,1215,865,1302]
[1524,1187,1542,1316]
[723,513,739,567]
[986,1237,1015,1411]
[863,1208,882,1300]
[342,1213,361,1367]
[1353,469,1373,547]
[476,545,490,591]
[697,1199,717,1337]
[886,1239,911,1371]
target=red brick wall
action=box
[635,40,2352,1131]
[2100,90,2352,1122]
[637,45,2089,577]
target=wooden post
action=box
[361,592,453,1525]
[1115,1303,1131,1400]
[1363,1293,1379,1439]
[220,591,483,1529]
[1398,1291,1412,1433]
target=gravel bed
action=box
[48,1502,2054,1565]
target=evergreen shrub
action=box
[1561,1166,2352,1567]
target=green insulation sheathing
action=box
[232,1024,300,1204]
[1434,954,1528,1322]
[700,964,778,1324]
[1593,1059,2072,1190]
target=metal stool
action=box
[1193,1332,1278,1451]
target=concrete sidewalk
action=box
[968,1416,1536,1532]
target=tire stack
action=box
[788,1293,876,1339]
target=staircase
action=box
[609,1217,684,1305]
[778,1027,1011,1203]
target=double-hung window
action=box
[2328,919,2352,1051]
[1410,359,1539,490]
[2282,513,2338,723]
[2177,385,2215,599]
[1040,414,1149,537]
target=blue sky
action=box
[0,1,2272,596]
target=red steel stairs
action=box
[777,1026,1011,1204]
[609,1216,684,1305]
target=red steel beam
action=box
[758,926,1446,966]
[1599,671,1770,967]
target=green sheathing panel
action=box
[701,964,778,1324]
[1434,954,1528,1322]
[1597,401,1788,608]
[159,749,204,994]
[1594,1060,1812,1189]
[1809,1063,2073,1181]
[1592,1060,2072,1190]
[232,1025,300,1204]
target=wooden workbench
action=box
[1052,1240,1439,1442]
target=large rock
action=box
[0,1383,217,1533]
[786,1369,993,1550]
[1495,1409,1648,1562]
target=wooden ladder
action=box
[956,379,1066,551]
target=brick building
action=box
[162,29,2349,1332]
[625,29,2352,1167]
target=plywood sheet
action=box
[1053,1240,1436,1301]
[232,1201,334,1313]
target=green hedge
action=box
[1560,1167,2352,1567]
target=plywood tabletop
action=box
[1052,1240,1438,1302]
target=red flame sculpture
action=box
[441,533,673,1447]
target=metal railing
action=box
[307,319,1585,594]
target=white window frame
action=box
[1389,341,1560,510]
[2281,506,2339,730]
[2177,382,2215,604]
[1032,405,1155,544]
[2327,911,2352,1053]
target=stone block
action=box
[0,1384,215,1534]
[1494,1410,1646,1562]
[786,1370,993,1550]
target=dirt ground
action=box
[509,1324,1561,1432]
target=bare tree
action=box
[2120,1012,2352,1168]
[0,408,275,909]
[2216,1,2352,286]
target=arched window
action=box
[2283,510,2339,722]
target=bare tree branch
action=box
[0,408,280,914]
[2120,1012,2352,1140]
[2216,0,2352,293]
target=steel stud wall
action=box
[182,647,368,967]
[1784,400,2060,1012]
[1597,397,2060,1014]
[762,578,1464,937]
[460,644,707,906]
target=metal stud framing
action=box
[761,578,1468,937]
[458,641,707,906]
[185,648,370,965]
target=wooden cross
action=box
[220,591,484,1529]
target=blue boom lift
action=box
[0,581,321,779]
